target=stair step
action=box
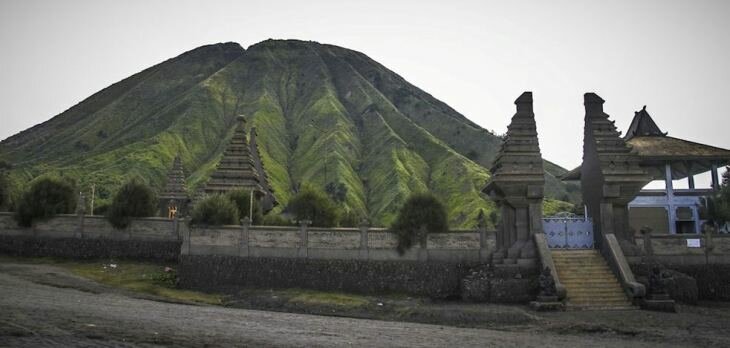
[558,272,615,276]
[566,288,626,293]
[550,249,633,310]
[559,278,620,283]
[569,300,631,304]
[567,305,636,311]
[569,294,628,300]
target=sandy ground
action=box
[1,263,729,347]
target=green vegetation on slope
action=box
[0,39,575,227]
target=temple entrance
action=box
[543,214,594,249]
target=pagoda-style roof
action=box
[624,106,666,140]
[562,105,730,181]
[159,154,188,201]
[483,92,545,201]
[204,115,264,196]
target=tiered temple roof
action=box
[582,93,651,189]
[483,91,545,199]
[249,126,278,210]
[159,154,188,202]
[204,116,264,196]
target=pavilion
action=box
[562,106,730,234]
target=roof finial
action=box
[642,105,646,111]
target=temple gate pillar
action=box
[483,92,545,269]
[580,93,652,253]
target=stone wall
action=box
[182,223,495,262]
[179,255,475,298]
[0,212,181,261]
[629,234,730,301]
[632,233,730,264]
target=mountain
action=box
[0,39,577,227]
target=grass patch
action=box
[0,256,223,305]
[284,289,369,308]
[63,261,224,305]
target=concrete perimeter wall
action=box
[183,223,495,263]
[629,233,730,300]
[0,212,181,261]
[631,233,730,265]
[179,223,496,297]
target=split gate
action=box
[542,214,594,249]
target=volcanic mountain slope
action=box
[0,39,576,227]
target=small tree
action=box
[190,195,239,226]
[15,176,77,227]
[226,190,263,225]
[391,192,449,255]
[261,213,295,226]
[702,167,730,232]
[325,181,348,203]
[0,171,9,211]
[286,184,339,227]
[107,179,157,229]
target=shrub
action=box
[92,203,110,216]
[226,189,263,224]
[286,184,339,227]
[391,192,448,255]
[339,209,361,227]
[261,213,295,226]
[702,167,730,230]
[15,176,77,227]
[0,173,9,211]
[325,181,348,203]
[107,179,157,229]
[190,195,239,226]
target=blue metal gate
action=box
[543,214,594,249]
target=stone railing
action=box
[183,218,496,263]
[602,233,645,300]
[533,233,566,300]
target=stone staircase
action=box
[551,249,634,310]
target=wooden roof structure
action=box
[563,106,730,181]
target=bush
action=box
[15,176,77,227]
[190,195,239,226]
[286,184,339,227]
[226,189,263,224]
[0,173,9,212]
[107,179,157,229]
[391,192,448,255]
[261,213,295,226]
[701,167,730,229]
[339,209,361,227]
[92,203,110,216]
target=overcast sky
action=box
[1,0,729,179]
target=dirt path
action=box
[0,262,725,347]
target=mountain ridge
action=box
[0,39,577,227]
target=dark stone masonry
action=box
[179,255,479,298]
[0,235,181,262]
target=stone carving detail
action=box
[538,266,557,298]
[648,266,669,297]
